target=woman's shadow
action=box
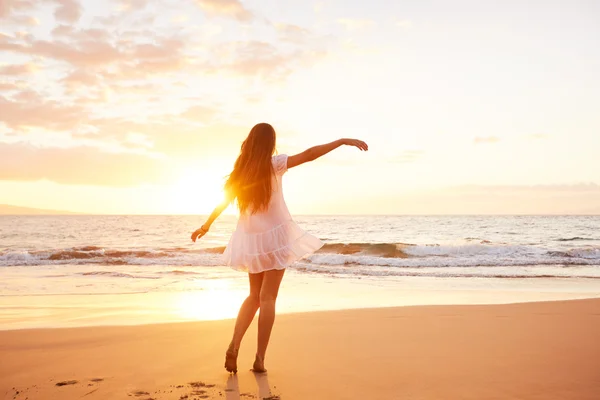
[226,373,279,400]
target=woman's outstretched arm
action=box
[287,138,368,169]
[191,193,233,242]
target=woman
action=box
[192,123,368,373]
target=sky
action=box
[0,0,599,215]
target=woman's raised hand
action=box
[343,139,369,151]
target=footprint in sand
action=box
[55,380,78,387]
[9,386,31,400]
[188,381,216,389]
[128,390,155,399]
[187,381,215,399]
[129,381,222,400]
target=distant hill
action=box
[0,204,79,215]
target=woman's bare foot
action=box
[252,354,267,373]
[224,346,239,374]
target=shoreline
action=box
[2,294,600,332]
[2,272,600,330]
[2,298,599,399]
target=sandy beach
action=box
[1,298,599,400]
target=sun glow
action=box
[174,279,247,320]
[166,167,227,215]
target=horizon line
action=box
[1,213,599,217]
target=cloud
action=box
[51,24,73,36]
[12,38,124,67]
[0,82,22,91]
[59,110,249,161]
[195,0,253,22]
[180,105,218,123]
[1,79,235,157]
[0,33,15,47]
[337,18,374,31]
[61,69,100,88]
[53,0,82,23]
[52,26,111,41]
[2,11,322,86]
[0,62,38,75]
[4,14,39,25]
[118,0,151,11]
[79,117,247,160]
[0,142,169,186]
[91,37,189,79]
[213,40,326,82]
[0,0,35,19]
[2,30,188,81]
[1,0,81,23]
[11,88,40,101]
[107,58,188,80]
[222,41,287,75]
[0,93,85,130]
[132,38,185,59]
[474,136,500,144]
[0,0,330,167]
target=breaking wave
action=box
[1,242,599,269]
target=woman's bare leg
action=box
[253,268,285,372]
[225,272,263,373]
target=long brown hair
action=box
[225,123,277,214]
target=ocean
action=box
[1,215,599,328]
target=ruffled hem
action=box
[222,219,323,274]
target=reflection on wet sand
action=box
[253,372,280,399]
[225,375,240,400]
[225,373,281,400]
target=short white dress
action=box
[223,154,323,273]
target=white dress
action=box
[223,154,323,273]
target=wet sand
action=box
[1,299,599,399]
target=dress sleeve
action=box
[272,154,288,176]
